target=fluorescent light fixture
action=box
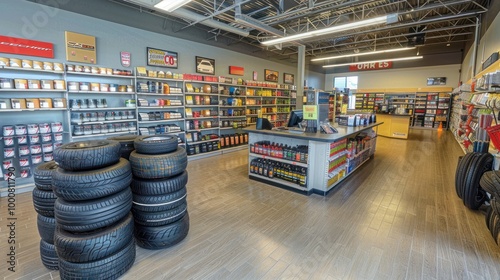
[262,15,390,46]
[154,0,192,12]
[322,56,423,68]
[311,47,416,62]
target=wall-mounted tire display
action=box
[51,139,135,278]
[128,135,189,250]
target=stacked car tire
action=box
[455,152,493,209]
[32,161,59,270]
[52,140,135,279]
[481,170,500,243]
[108,134,138,160]
[128,135,190,249]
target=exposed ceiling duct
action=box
[123,0,250,37]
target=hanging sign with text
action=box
[349,61,393,71]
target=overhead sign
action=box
[349,61,393,71]
[0,35,54,58]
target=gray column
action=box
[296,45,306,107]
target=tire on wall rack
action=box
[54,213,133,263]
[53,140,120,171]
[132,187,187,212]
[108,134,138,160]
[462,153,493,210]
[32,188,57,217]
[40,239,59,270]
[134,212,189,250]
[54,188,132,232]
[129,148,187,179]
[52,158,132,201]
[58,239,136,280]
[132,201,187,227]
[134,135,178,155]
[34,161,58,191]
[37,215,56,244]
[455,153,478,199]
[130,171,188,195]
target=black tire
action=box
[53,140,121,171]
[37,215,56,244]
[108,134,137,160]
[54,188,132,233]
[134,135,178,155]
[59,239,135,280]
[32,188,57,217]
[132,201,187,227]
[132,187,187,212]
[134,212,189,250]
[130,171,188,195]
[34,161,58,190]
[480,171,497,196]
[129,148,187,179]
[463,153,493,210]
[486,205,493,230]
[455,153,477,199]
[52,158,132,201]
[40,239,59,270]
[55,213,133,263]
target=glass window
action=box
[334,77,346,90]
[346,76,358,89]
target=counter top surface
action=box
[244,122,383,142]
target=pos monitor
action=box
[287,109,303,128]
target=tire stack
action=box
[454,152,493,209]
[481,171,500,243]
[32,161,59,270]
[128,135,190,249]
[51,140,135,279]
[108,134,138,160]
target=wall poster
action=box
[65,31,96,64]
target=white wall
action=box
[1,0,324,89]
[461,12,500,82]
[324,64,461,91]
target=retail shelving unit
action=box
[0,63,297,191]
[0,65,68,187]
[66,71,137,141]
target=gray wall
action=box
[3,0,324,89]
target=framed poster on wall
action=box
[65,31,96,64]
[147,47,178,68]
[283,73,294,84]
[196,56,215,75]
[265,69,278,82]
[427,77,446,85]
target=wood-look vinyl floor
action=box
[1,129,500,279]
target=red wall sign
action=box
[0,35,54,58]
[349,61,393,71]
[229,66,244,76]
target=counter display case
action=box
[245,122,381,195]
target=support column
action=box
[296,45,306,107]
